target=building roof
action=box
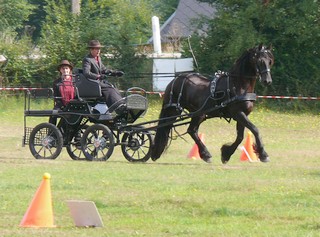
[148,0,216,43]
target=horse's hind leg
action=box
[221,122,245,164]
[187,115,212,163]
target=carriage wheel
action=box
[121,126,153,162]
[66,125,89,160]
[81,124,114,161]
[29,122,63,160]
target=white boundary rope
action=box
[1,87,319,100]
[256,95,320,100]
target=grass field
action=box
[0,96,320,236]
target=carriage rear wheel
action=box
[81,124,114,161]
[29,122,63,159]
[121,126,153,162]
[66,125,89,160]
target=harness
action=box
[164,72,257,120]
[210,71,256,106]
[210,70,228,100]
[164,73,197,111]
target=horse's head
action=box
[252,44,274,86]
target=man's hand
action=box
[114,71,124,77]
[104,70,124,77]
[100,74,107,80]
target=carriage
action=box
[22,44,274,164]
[22,72,153,162]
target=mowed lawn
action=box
[0,97,319,237]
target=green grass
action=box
[0,96,320,236]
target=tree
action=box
[0,0,179,88]
[152,0,179,22]
[38,0,156,88]
[38,0,84,83]
[98,0,155,89]
[26,0,47,42]
[189,0,320,96]
[0,0,36,86]
[0,0,35,34]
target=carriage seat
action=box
[75,73,102,99]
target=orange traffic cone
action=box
[240,131,259,162]
[20,173,55,228]
[187,133,205,160]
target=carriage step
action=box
[25,110,56,116]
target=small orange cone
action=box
[240,131,259,162]
[187,133,205,160]
[20,173,55,228]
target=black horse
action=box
[151,44,274,163]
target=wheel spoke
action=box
[82,124,114,161]
[121,127,152,162]
[29,123,63,159]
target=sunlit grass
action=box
[0,96,319,236]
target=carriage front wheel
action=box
[81,124,114,161]
[121,126,153,162]
[29,122,63,159]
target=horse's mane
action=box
[230,48,255,76]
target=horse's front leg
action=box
[187,115,212,163]
[221,121,245,164]
[234,111,270,162]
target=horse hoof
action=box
[151,156,159,162]
[260,157,270,163]
[201,157,212,163]
[221,157,229,164]
[220,144,232,164]
[221,154,231,164]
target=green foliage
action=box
[1,0,168,88]
[98,0,155,88]
[0,0,35,32]
[39,0,84,85]
[0,0,37,86]
[152,0,179,22]
[26,0,48,41]
[191,0,320,96]
[1,0,320,100]
[37,0,156,87]
[0,36,40,86]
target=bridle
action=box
[226,46,273,96]
[228,48,273,80]
[253,49,272,82]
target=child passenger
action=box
[49,60,75,125]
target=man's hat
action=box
[57,60,73,71]
[87,40,104,48]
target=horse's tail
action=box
[151,105,179,161]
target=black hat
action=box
[87,40,104,48]
[57,60,73,71]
